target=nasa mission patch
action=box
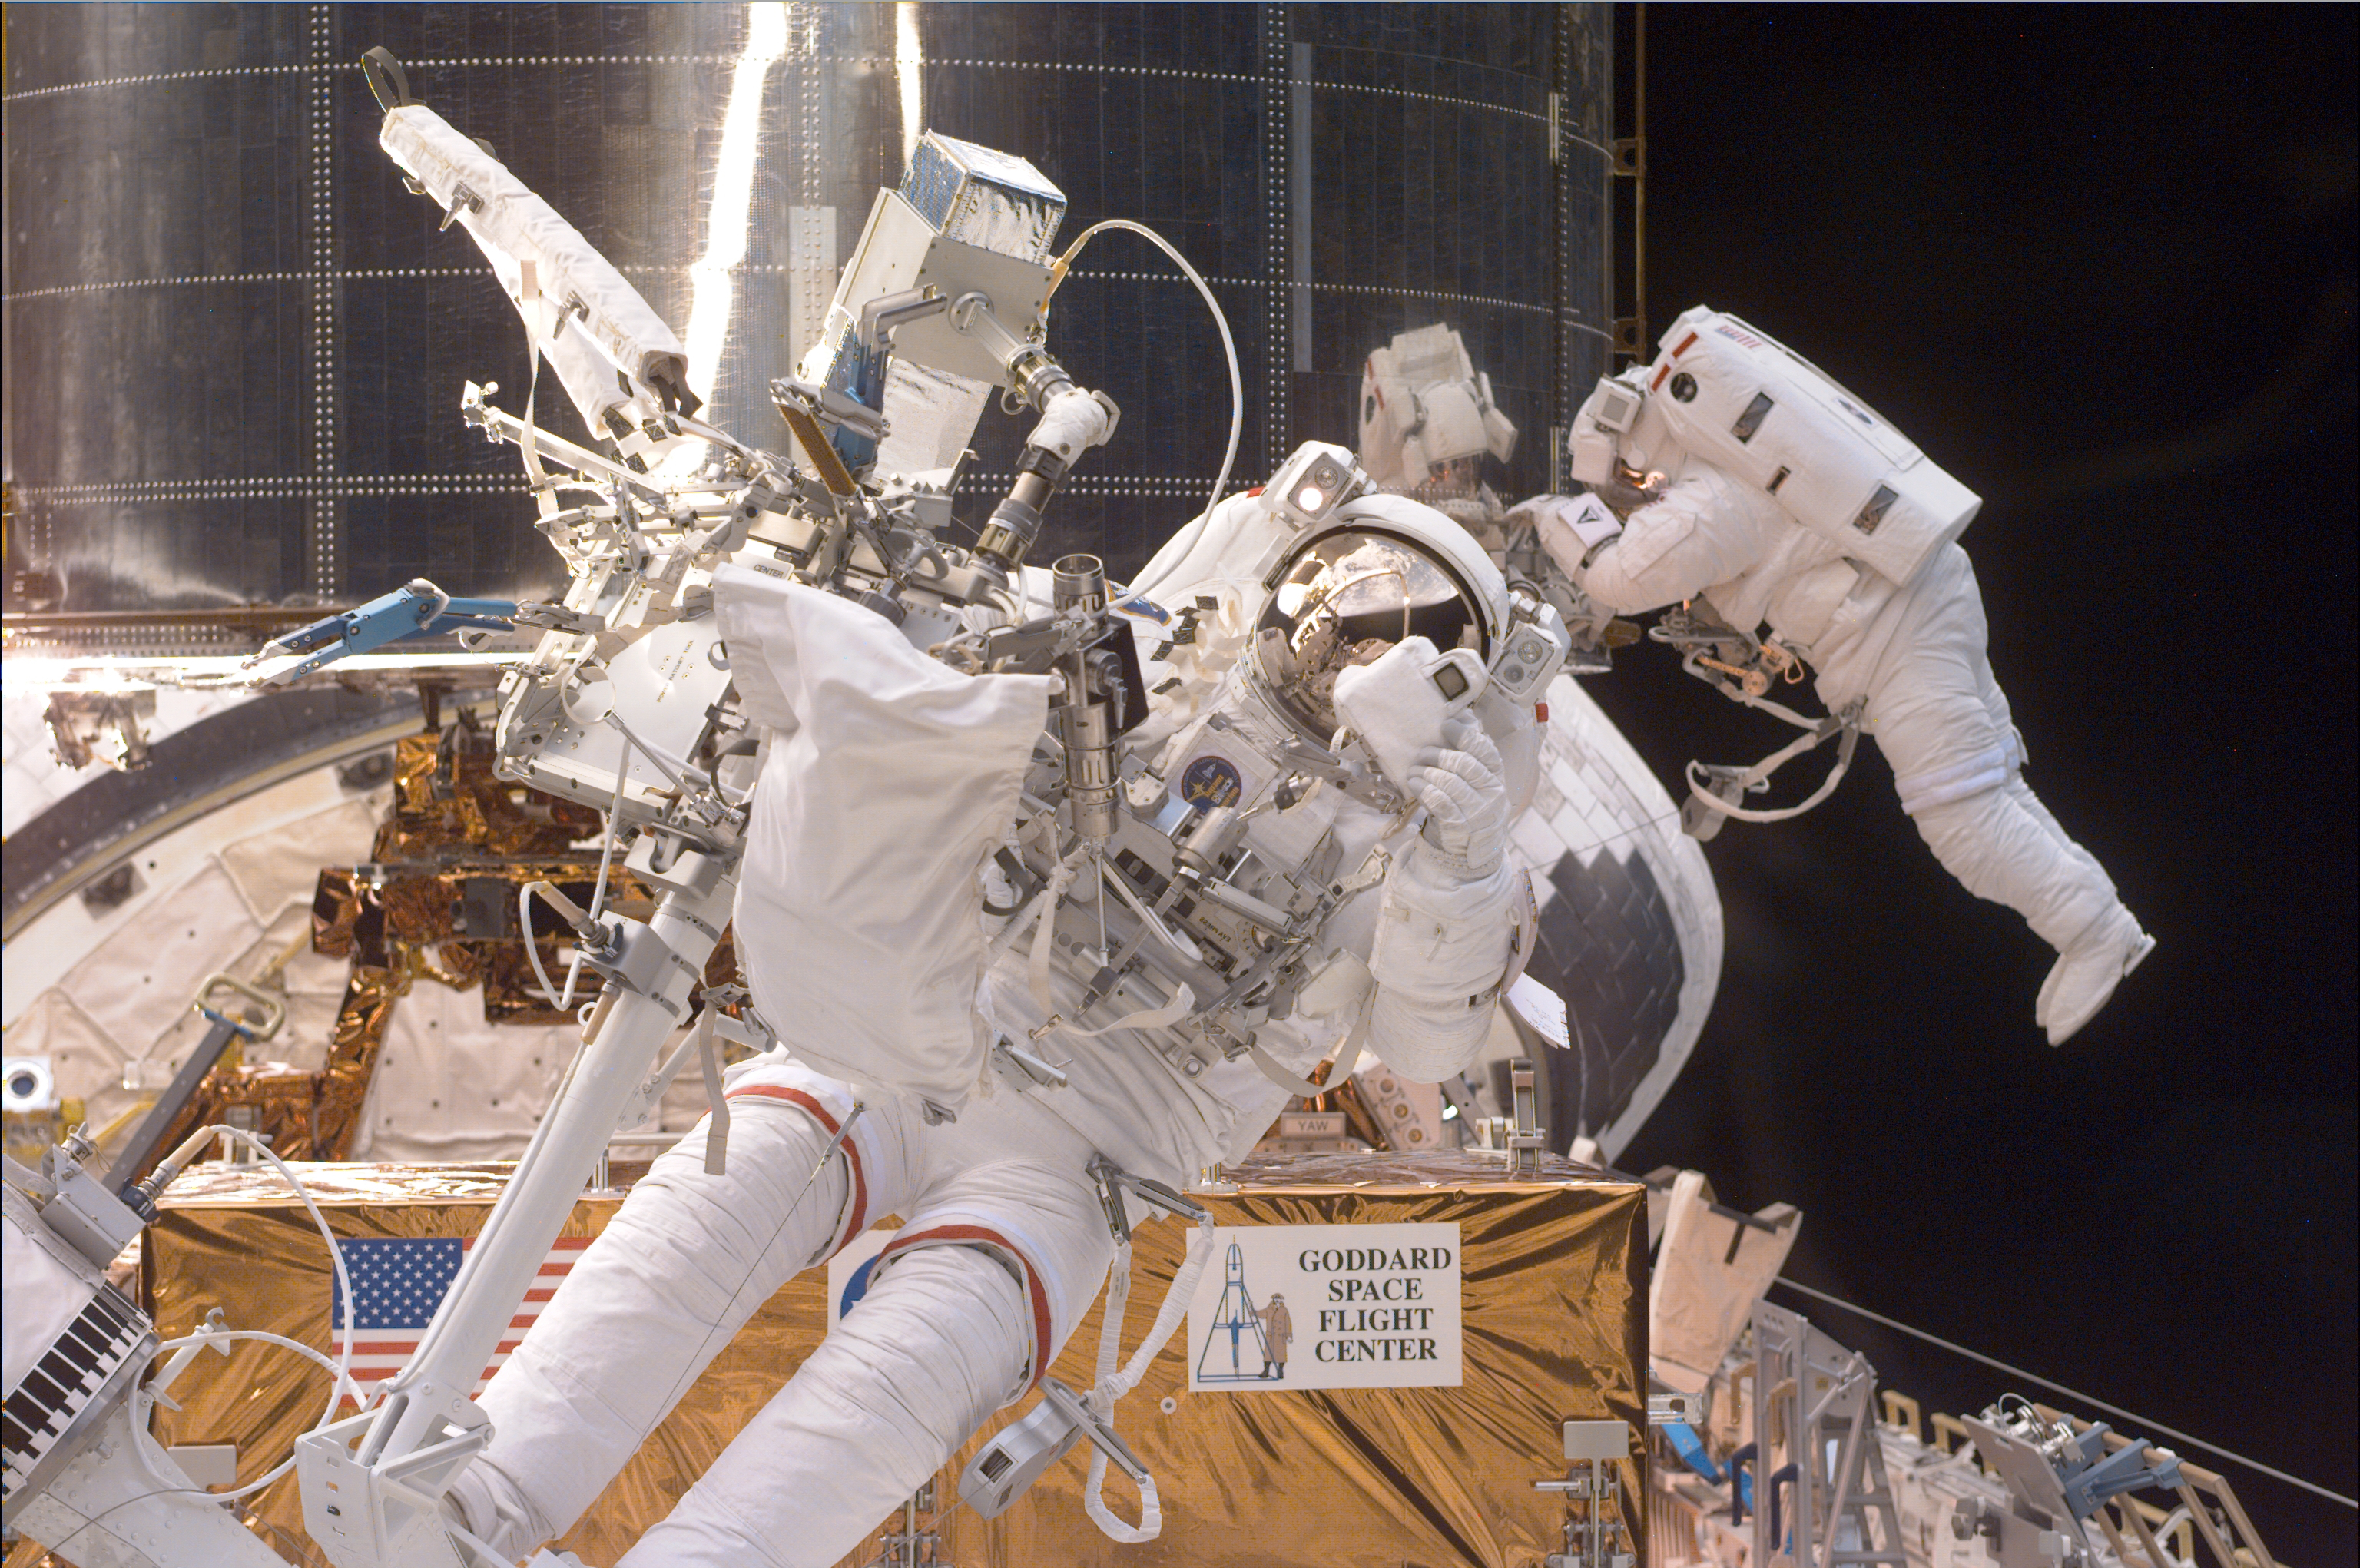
[1178,753,1248,810]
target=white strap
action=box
[1683,698,1864,826]
[1081,1219,1216,1543]
[1684,721,1860,825]
[1083,1433,1161,1543]
[697,1013,730,1177]
[517,260,554,496]
[1054,982,1197,1039]
[1248,993,1371,1098]
[1024,849,1088,1012]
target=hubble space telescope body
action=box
[1,48,1720,1567]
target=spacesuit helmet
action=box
[1248,492,1511,743]
[1567,366,1682,499]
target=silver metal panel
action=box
[5,3,1606,628]
[6,2,1682,1163]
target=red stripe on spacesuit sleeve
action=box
[875,1223,1057,1391]
[722,1084,869,1254]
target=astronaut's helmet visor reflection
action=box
[1252,530,1483,739]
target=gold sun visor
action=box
[1254,532,1487,739]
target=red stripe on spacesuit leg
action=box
[873,1223,1056,1392]
[721,1084,870,1255]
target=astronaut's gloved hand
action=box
[1410,716,1507,878]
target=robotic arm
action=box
[251,55,1164,1568]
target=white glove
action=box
[1410,716,1507,877]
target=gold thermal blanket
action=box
[133,1149,1643,1567]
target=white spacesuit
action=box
[442,472,1542,1566]
[1357,323,1520,539]
[1526,307,2151,1045]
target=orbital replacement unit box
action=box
[139,1151,1645,1567]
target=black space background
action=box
[1584,7,2355,1559]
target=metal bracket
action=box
[1088,1155,1212,1245]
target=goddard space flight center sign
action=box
[1185,1222,1463,1392]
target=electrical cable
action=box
[1771,1275,2358,1510]
[1046,221,1242,596]
[125,1126,359,1503]
[152,1328,341,1381]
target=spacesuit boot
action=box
[2037,904,2156,1046]
[1909,777,2150,1043]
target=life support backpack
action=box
[1642,307,1981,587]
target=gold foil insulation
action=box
[129,1150,1642,1567]
[124,728,717,1170]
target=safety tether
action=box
[1677,649,1865,831]
[1081,1215,1218,1541]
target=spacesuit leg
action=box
[446,1067,913,1559]
[1864,577,2148,1042]
[618,1118,1115,1568]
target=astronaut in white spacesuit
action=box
[1523,307,2152,1045]
[1357,323,1519,536]
[442,469,1545,1566]
[1353,322,1632,661]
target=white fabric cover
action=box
[380,105,686,416]
[346,980,574,1162]
[1648,1171,1798,1397]
[5,1188,95,1398]
[715,566,1052,1111]
[1543,459,2133,977]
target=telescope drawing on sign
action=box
[1195,1241,1274,1384]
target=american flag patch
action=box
[329,1235,592,1403]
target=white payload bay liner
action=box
[1613,305,1981,587]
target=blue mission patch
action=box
[1178,754,1246,810]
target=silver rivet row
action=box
[950,473,1249,498]
[309,5,338,598]
[2,264,808,304]
[1264,6,1289,473]
[8,52,1547,128]
[872,56,1550,127]
[15,476,527,505]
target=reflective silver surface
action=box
[4,3,1608,629]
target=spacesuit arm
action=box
[1539,463,1785,615]
[1364,848,1523,1082]
[1361,719,1524,1082]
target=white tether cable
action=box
[1080,1215,1218,1541]
[1045,220,1243,598]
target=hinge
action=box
[1548,91,1565,165]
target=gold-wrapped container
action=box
[131,1151,1643,1567]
